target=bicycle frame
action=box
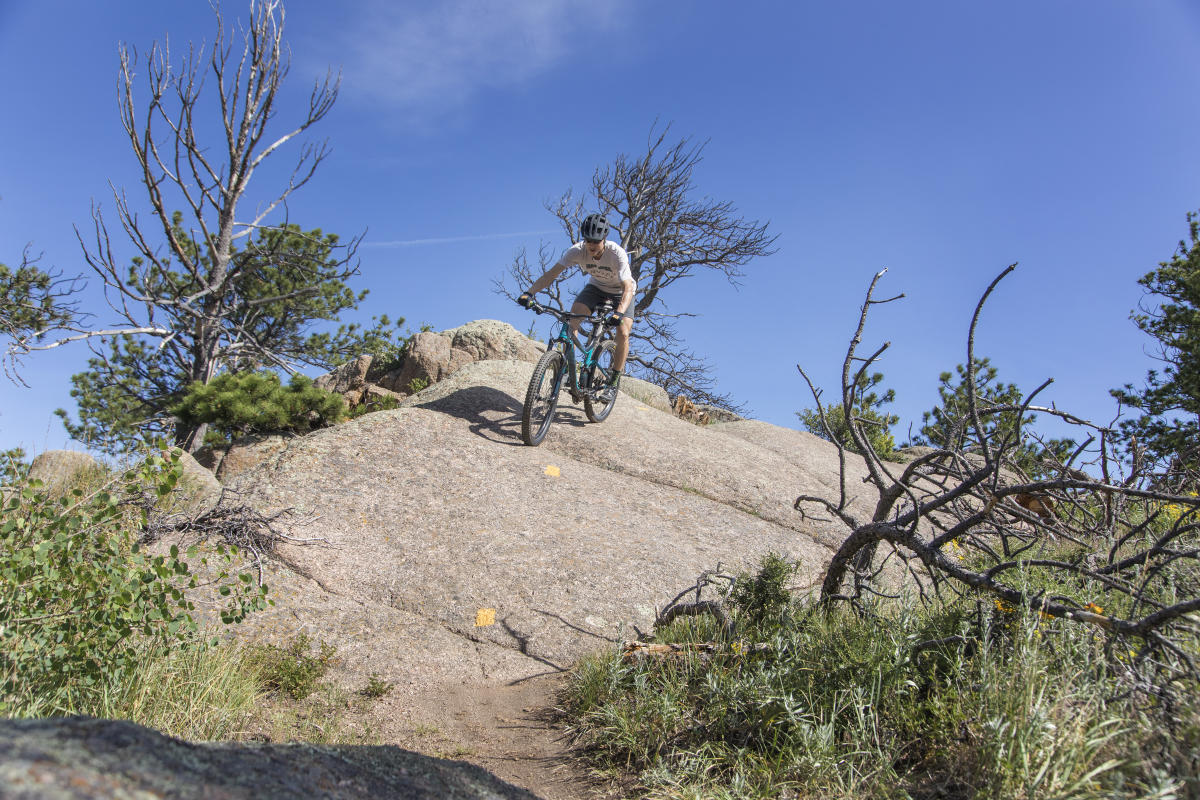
[541,302,615,402]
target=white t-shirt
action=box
[554,241,633,294]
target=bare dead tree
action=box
[799,266,1200,697]
[497,124,777,410]
[4,0,355,451]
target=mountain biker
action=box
[518,213,635,391]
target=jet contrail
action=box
[365,230,554,247]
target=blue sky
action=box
[2,1,1199,457]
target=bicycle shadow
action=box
[410,386,527,445]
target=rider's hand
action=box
[605,311,624,326]
[517,292,533,309]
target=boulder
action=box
[696,403,744,425]
[174,450,223,514]
[620,375,672,413]
[894,445,939,462]
[379,321,544,396]
[362,384,406,405]
[26,450,102,492]
[314,354,373,406]
[223,359,867,697]
[0,717,538,800]
[444,320,545,364]
[381,331,451,393]
[197,435,290,485]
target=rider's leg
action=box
[569,301,590,338]
[612,316,633,373]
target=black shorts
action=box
[574,284,634,321]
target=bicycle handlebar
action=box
[521,298,622,326]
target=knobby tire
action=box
[522,349,565,446]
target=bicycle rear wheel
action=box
[584,340,619,423]
[522,349,565,445]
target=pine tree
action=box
[915,358,1073,479]
[1,252,82,380]
[1112,209,1200,478]
[797,371,900,460]
[172,371,345,443]
[10,2,406,455]
[56,221,403,455]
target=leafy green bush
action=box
[0,449,267,716]
[246,632,337,700]
[172,371,345,442]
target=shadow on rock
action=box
[0,717,544,800]
[413,386,526,445]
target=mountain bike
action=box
[518,298,622,446]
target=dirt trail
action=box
[378,673,621,800]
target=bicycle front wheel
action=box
[584,340,619,423]
[522,349,565,445]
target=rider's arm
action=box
[617,278,636,316]
[526,263,569,296]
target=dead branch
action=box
[802,266,1200,696]
[654,565,737,640]
[141,487,326,584]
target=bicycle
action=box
[517,298,622,446]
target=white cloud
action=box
[333,0,630,115]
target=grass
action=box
[95,640,264,741]
[3,635,263,741]
[245,681,383,746]
[563,556,1200,799]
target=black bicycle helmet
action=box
[580,213,609,242]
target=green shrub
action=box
[728,552,796,637]
[361,673,395,699]
[566,590,1198,798]
[172,371,345,442]
[346,393,402,420]
[246,632,337,700]
[0,449,267,716]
